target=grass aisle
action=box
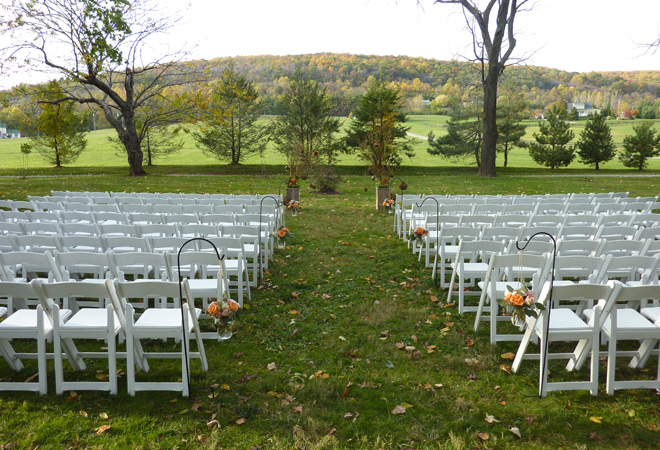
[0,171,660,449]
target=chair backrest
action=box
[487,252,549,290]
[14,234,62,253]
[98,223,138,237]
[201,213,236,226]
[54,250,111,281]
[103,236,151,253]
[556,238,601,257]
[454,239,505,264]
[93,211,129,225]
[127,212,163,224]
[34,277,117,312]
[110,251,170,281]
[149,236,195,253]
[60,222,100,237]
[115,279,190,311]
[594,255,658,284]
[553,255,606,283]
[596,239,645,257]
[59,211,95,224]
[58,235,105,253]
[595,225,638,241]
[137,223,180,238]
[21,221,62,236]
[179,223,220,238]
[122,204,152,214]
[162,213,199,225]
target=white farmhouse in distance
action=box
[566,102,601,118]
[0,123,21,138]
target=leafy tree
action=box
[429,0,532,177]
[31,82,87,168]
[568,107,579,121]
[193,64,266,165]
[344,79,416,182]
[576,113,616,170]
[269,69,340,179]
[528,110,575,169]
[619,122,660,171]
[428,101,482,165]
[1,0,202,176]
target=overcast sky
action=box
[2,0,660,89]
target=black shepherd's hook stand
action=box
[515,231,557,399]
[177,237,224,397]
[259,195,283,277]
[414,197,440,288]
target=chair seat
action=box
[453,262,489,275]
[538,309,592,333]
[60,309,121,334]
[134,307,201,333]
[641,307,660,322]
[0,309,72,336]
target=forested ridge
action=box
[3,52,660,132]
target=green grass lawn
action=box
[1,166,660,449]
[2,115,659,176]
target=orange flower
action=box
[415,227,427,236]
[207,302,219,316]
[504,291,512,302]
[228,300,239,312]
[277,229,287,238]
[510,293,525,306]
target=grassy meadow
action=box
[1,115,660,175]
[1,119,660,449]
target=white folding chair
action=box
[512,281,619,397]
[598,283,660,394]
[446,239,505,314]
[0,281,72,394]
[115,279,207,397]
[33,279,122,394]
[474,253,548,343]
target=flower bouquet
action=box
[412,226,428,246]
[382,198,394,213]
[287,200,300,216]
[286,177,298,188]
[498,285,545,328]
[274,226,292,248]
[378,176,389,189]
[207,297,240,339]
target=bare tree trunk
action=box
[479,68,499,177]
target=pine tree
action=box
[528,109,575,169]
[194,63,266,165]
[619,122,660,171]
[576,113,616,170]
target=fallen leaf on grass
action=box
[338,336,346,341]
[292,406,303,413]
[627,409,636,418]
[430,296,439,302]
[500,364,512,375]
[288,309,298,315]
[385,361,394,369]
[485,414,499,424]
[235,418,246,425]
[221,384,230,391]
[344,412,354,419]
[477,432,489,441]
[99,412,108,419]
[322,294,333,300]
[395,342,405,350]
[267,362,278,371]
[206,419,220,429]
[95,425,111,435]
[290,292,300,298]
[590,416,603,424]
[509,426,522,438]
[501,352,516,360]
[391,405,407,415]
[79,410,88,417]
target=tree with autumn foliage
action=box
[344,79,416,182]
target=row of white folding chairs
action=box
[0,238,252,303]
[0,210,278,241]
[445,239,660,311]
[18,199,283,219]
[51,189,280,201]
[34,194,284,208]
[0,278,208,396]
[409,192,631,202]
[511,280,660,396]
[414,211,660,233]
[400,203,659,237]
[417,222,659,264]
[0,220,272,277]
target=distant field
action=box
[0,115,659,173]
